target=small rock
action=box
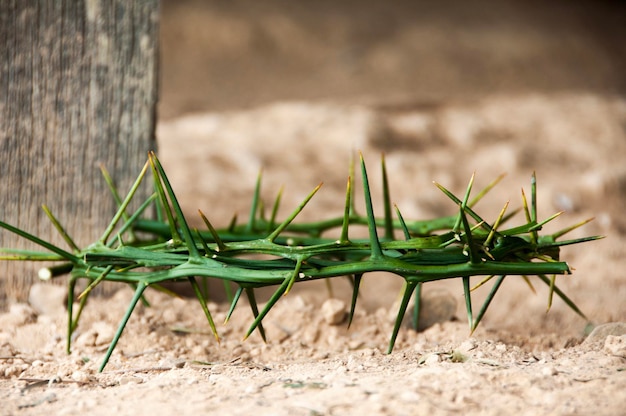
[28,283,66,316]
[1,303,38,326]
[541,365,558,376]
[582,322,626,349]
[75,321,115,347]
[31,359,44,367]
[458,339,478,354]
[321,299,346,325]
[603,335,626,358]
[422,353,440,365]
[118,374,143,385]
[411,289,457,330]
[71,370,91,383]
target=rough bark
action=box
[0,0,159,306]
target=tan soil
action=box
[2,1,626,415]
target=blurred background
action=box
[159,0,625,118]
[154,0,626,330]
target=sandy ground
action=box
[2,1,626,415]
[2,93,625,415]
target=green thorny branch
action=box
[0,152,602,372]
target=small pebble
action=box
[119,374,143,385]
[458,339,478,354]
[2,303,38,327]
[28,283,66,316]
[422,353,440,365]
[541,365,558,376]
[321,299,346,325]
[583,322,626,349]
[71,370,91,383]
[603,335,626,358]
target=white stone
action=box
[29,283,66,316]
[321,298,346,325]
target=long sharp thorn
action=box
[471,275,505,334]
[195,229,211,256]
[529,211,564,232]
[150,153,200,259]
[360,153,383,259]
[188,276,220,343]
[340,176,352,243]
[541,235,605,249]
[67,276,78,354]
[349,154,358,215]
[463,276,473,330]
[536,274,588,321]
[99,282,147,372]
[547,274,556,312]
[522,275,537,294]
[552,217,595,240]
[100,164,124,209]
[0,220,79,263]
[225,286,244,324]
[42,205,80,252]
[150,157,180,242]
[246,169,263,233]
[108,193,159,248]
[284,257,303,296]
[433,181,493,234]
[460,206,480,264]
[394,205,412,240]
[484,201,509,248]
[468,173,506,207]
[347,273,363,329]
[388,281,418,354]
[78,265,113,300]
[531,172,539,244]
[269,186,284,232]
[267,184,322,242]
[452,173,475,233]
[244,288,266,341]
[243,259,305,340]
[198,210,226,251]
[244,278,293,341]
[100,160,149,244]
[521,188,532,223]
[381,154,394,240]
[470,275,495,292]
[413,282,422,331]
[228,214,238,232]
[531,172,538,224]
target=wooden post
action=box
[0,1,159,306]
